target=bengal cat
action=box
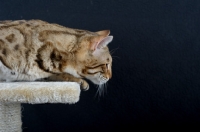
[0,20,113,92]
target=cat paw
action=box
[80,79,89,91]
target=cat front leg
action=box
[48,73,89,91]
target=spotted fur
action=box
[0,20,113,90]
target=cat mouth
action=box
[80,72,109,85]
[87,78,108,85]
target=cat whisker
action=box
[102,83,106,97]
[110,46,119,55]
[102,83,105,97]
[99,83,103,96]
[104,82,108,94]
[94,78,108,98]
[95,85,100,98]
[95,84,99,89]
[111,55,120,59]
[95,84,102,98]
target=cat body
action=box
[0,20,113,90]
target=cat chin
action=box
[88,78,107,85]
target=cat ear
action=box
[90,36,113,51]
[96,36,113,49]
[96,30,110,37]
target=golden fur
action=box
[0,20,113,90]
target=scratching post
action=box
[0,103,22,132]
[0,82,81,132]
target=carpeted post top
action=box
[0,82,80,104]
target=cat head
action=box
[77,30,113,85]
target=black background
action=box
[1,0,200,131]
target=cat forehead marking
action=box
[0,39,4,45]
[14,44,19,50]
[5,34,15,43]
[2,48,7,56]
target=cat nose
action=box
[107,70,112,79]
[105,74,111,79]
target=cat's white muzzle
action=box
[86,73,109,85]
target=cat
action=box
[0,20,113,91]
